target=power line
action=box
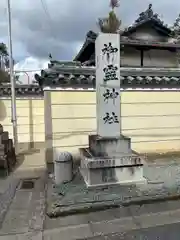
[39,0,54,30]
[39,0,54,36]
[39,0,57,57]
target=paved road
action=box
[87,222,180,239]
[2,203,180,239]
[2,222,180,240]
[43,205,180,240]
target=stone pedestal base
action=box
[79,135,146,187]
[80,166,146,188]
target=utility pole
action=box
[7,0,18,152]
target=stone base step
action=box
[80,148,145,169]
[80,166,146,188]
[89,134,131,158]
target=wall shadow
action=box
[44,92,53,165]
[0,100,7,121]
[29,99,34,150]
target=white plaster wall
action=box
[0,97,45,152]
[46,90,180,160]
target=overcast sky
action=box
[0,0,179,62]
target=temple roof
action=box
[123,4,171,36]
[75,30,180,64]
[33,4,180,89]
[74,4,177,64]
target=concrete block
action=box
[80,164,146,187]
[89,135,131,157]
[80,135,146,187]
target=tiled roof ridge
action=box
[34,63,180,87]
[0,85,43,96]
[128,3,170,30]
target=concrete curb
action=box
[47,193,180,218]
[47,201,120,218]
[123,193,180,206]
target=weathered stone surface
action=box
[47,162,180,217]
[80,134,146,187]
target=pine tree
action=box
[98,0,121,33]
[0,43,10,84]
[172,14,180,39]
[171,14,180,65]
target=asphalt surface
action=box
[43,199,180,240]
[87,222,180,239]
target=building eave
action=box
[74,39,90,61]
[74,31,97,61]
[121,38,180,49]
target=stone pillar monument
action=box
[96,34,121,137]
[80,33,146,187]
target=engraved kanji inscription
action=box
[103,112,119,124]
[103,64,118,83]
[103,88,119,104]
[102,42,118,63]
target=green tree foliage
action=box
[0,69,10,84]
[172,14,180,39]
[0,42,11,84]
[0,42,8,56]
[98,0,121,33]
